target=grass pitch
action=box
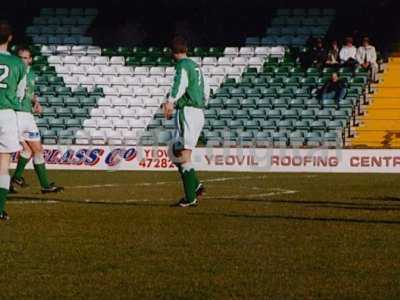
[2,170,400,299]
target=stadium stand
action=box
[25,7,371,148]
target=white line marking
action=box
[65,175,270,189]
[204,189,297,200]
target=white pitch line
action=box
[203,189,297,200]
[64,175,271,190]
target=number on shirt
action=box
[0,65,9,89]
[195,67,202,83]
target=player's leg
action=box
[27,140,63,193]
[11,140,32,189]
[0,153,12,219]
[170,107,204,207]
[0,110,23,220]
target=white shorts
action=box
[16,111,41,142]
[0,109,22,153]
[173,106,205,150]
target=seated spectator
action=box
[321,73,347,103]
[339,37,358,68]
[357,37,379,83]
[311,38,328,69]
[325,40,340,67]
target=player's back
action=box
[0,51,26,110]
[175,58,206,109]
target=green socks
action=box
[13,152,31,180]
[34,163,50,189]
[0,175,10,212]
[181,163,199,203]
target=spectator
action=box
[326,40,340,67]
[339,37,358,68]
[321,73,347,103]
[311,38,328,69]
[357,37,379,83]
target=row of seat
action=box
[35,85,104,97]
[266,26,328,36]
[270,16,333,26]
[275,8,336,16]
[33,16,95,26]
[39,8,99,16]
[27,25,90,36]
[32,35,93,45]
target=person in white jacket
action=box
[357,37,378,83]
[339,37,358,68]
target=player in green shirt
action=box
[163,37,210,207]
[0,22,27,220]
[11,47,63,194]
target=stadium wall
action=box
[10,146,400,173]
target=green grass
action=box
[2,170,400,299]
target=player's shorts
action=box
[16,111,41,142]
[173,106,205,150]
[0,109,22,153]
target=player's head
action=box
[0,21,13,47]
[171,36,188,60]
[362,37,370,47]
[17,47,33,66]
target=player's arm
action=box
[16,63,27,100]
[32,95,42,113]
[163,63,188,119]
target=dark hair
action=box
[0,21,12,45]
[17,46,32,57]
[171,36,188,54]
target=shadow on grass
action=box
[7,195,168,207]
[192,211,400,225]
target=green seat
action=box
[209,47,224,57]
[64,97,81,107]
[73,86,88,97]
[72,107,89,117]
[65,118,82,129]
[234,110,249,120]
[275,66,290,77]
[42,107,57,117]
[267,109,282,120]
[48,76,64,86]
[289,67,304,77]
[306,67,320,76]
[294,87,310,98]
[277,119,293,131]
[282,109,299,120]
[102,47,116,56]
[242,68,258,78]
[229,88,246,98]
[225,98,240,109]
[241,98,257,109]
[245,88,261,98]
[332,110,350,121]
[162,119,176,130]
[39,86,56,96]
[132,47,148,57]
[289,131,305,147]
[80,96,98,107]
[218,109,233,119]
[252,77,267,87]
[56,86,72,96]
[156,57,174,66]
[116,47,132,57]
[36,118,49,129]
[338,99,354,109]
[147,119,162,129]
[322,67,335,76]
[261,66,276,76]
[294,120,310,131]
[350,76,367,88]
[289,99,304,108]
[140,57,157,66]
[317,109,332,120]
[306,132,322,146]
[268,77,284,87]
[260,87,276,97]
[347,87,362,97]
[208,98,225,108]
[339,67,353,77]
[284,77,299,87]
[48,96,65,107]
[263,57,279,66]
[249,109,267,120]
[41,129,58,144]
[272,98,288,109]
[256,98,273,109]
[204,109,218,119]
[272,132,288,147]
[327,120,346,130]
[48,117,65,129]
[58,129,75,145]
[40,66,56,75]
[311,120,327,131]
[90,87,104,97]
[277,88,294,98]
[244,120,259,130]
[300,109,316,120]
[215,87,230,98]
[300,77,316,88]
[56,107,73,118]
[211,119,226,130]
[305,99,320,109]
[126,56,141,66]
[227,120,243,129]
[223,78,237,88]
[238,131,254,142]
[193,47,208,57]
[237,78,253,88]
